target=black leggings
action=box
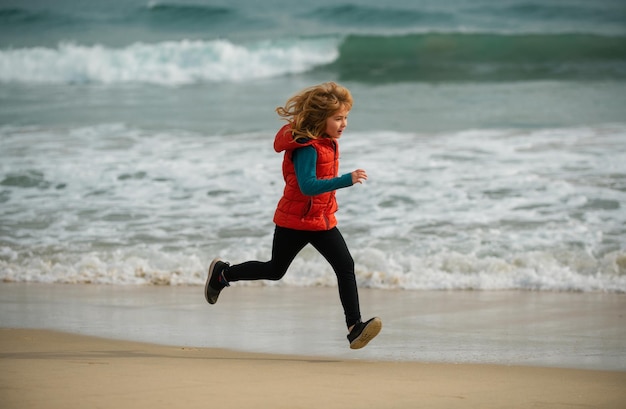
[223,225,361,328]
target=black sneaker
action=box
[347,317,382,349]
[205,258,230,304]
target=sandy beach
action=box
[1,328,624,409]
[1,283,625,408]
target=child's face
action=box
[325,108,349,139]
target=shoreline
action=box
[0,282,625,371]
[2,327,625,409]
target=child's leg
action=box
[310,227,361,328]
[224,226,309,282]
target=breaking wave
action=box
[0,38,340,85]
[2,33,625,85]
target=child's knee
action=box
[267,271,286,281]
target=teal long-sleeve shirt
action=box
[292,146,353,196]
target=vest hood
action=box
[274,124,295,153]
[274,124,317,153]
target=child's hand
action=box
[351,169,368,185]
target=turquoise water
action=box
[1,0,625,290]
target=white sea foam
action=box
[1,123,625,291]
[0,38,340,85]
[1,244,625,291]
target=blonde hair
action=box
[276,82,353,140]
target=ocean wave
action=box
[0,38,339,85]
[0,7,80,27]
[0,3,239,29]
[3,2,624,33]
[1,245,625,292]
[2,32,625,85]
[2,1,625,54]
[304,4,454,27]
[136,2,242,29]
[145,1,232,17]
[332,33,626,82]
[1,123,625,292]
[468,2,626,25]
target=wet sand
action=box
[1,328,625,409]
[1,283,624,370]
[1,283,625,408]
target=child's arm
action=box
[293,147,353,196]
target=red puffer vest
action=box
[273,124,339,231]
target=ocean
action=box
[1,0,625,292]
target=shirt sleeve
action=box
[293,146,353,196]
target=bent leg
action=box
[224,226,309,282]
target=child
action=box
[205,82,381,349]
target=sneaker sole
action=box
[205,258,221,304]
[350,317,382,350]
